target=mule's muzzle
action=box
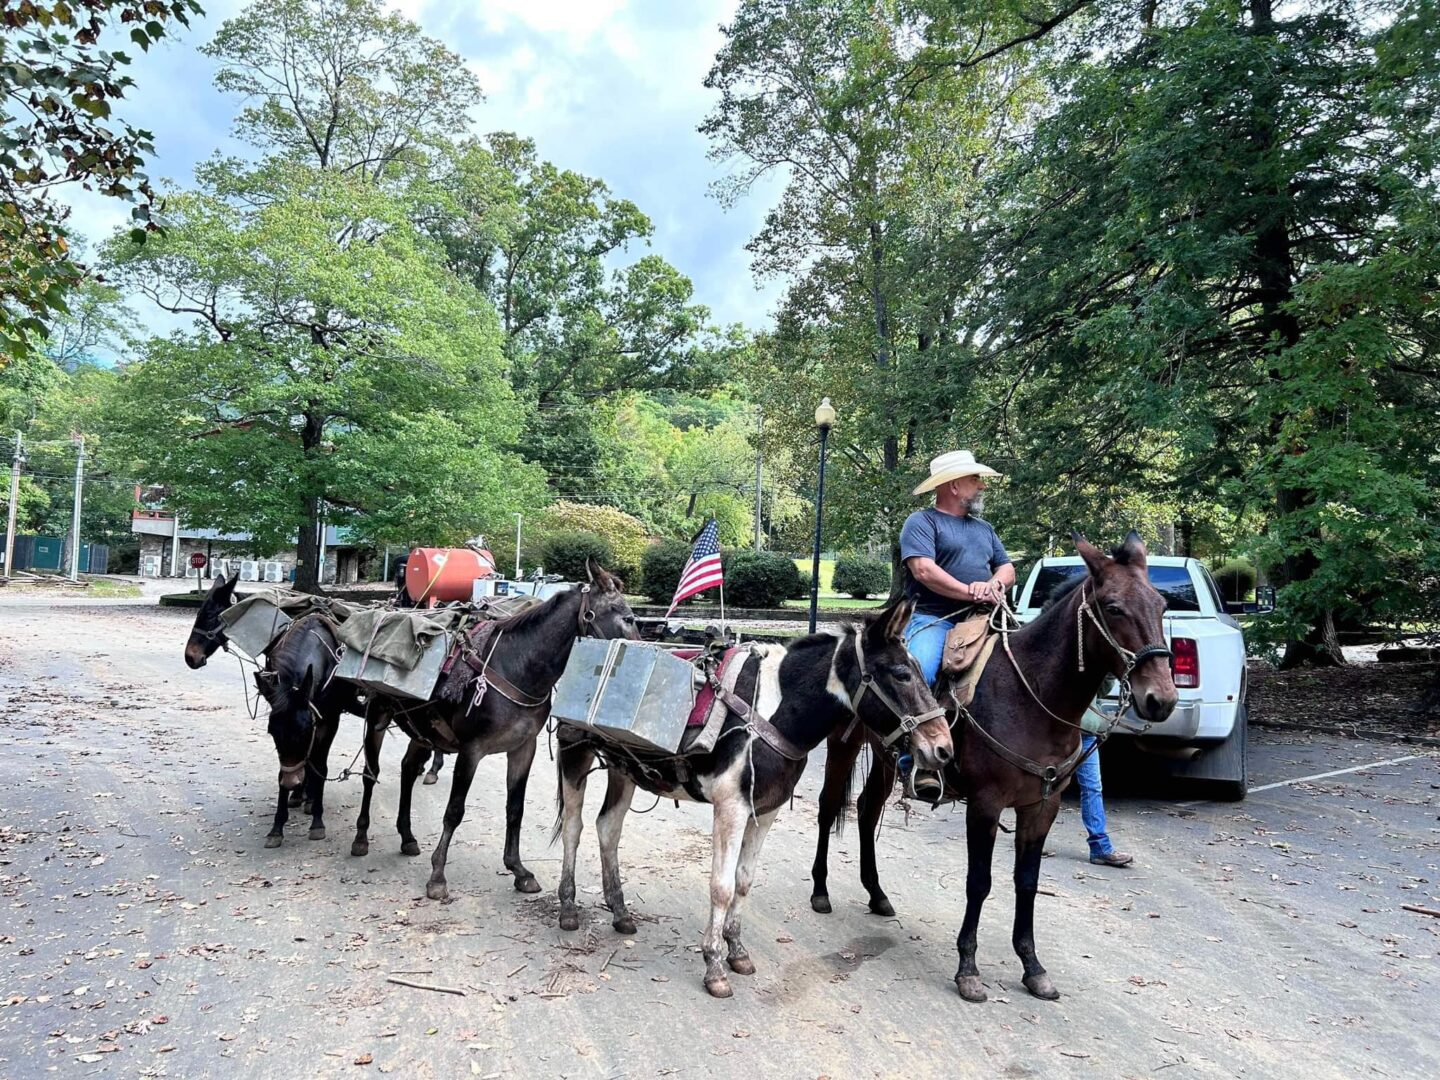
[1138,690,1177,725]
[278,762,307,790]
[183,644,207,670]
[909,718,954,771]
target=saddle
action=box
[941,611,999,710]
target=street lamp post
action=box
[513,513,523,580]
[808,397,836,634]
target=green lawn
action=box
[86,579,143,598]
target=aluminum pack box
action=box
[220,600,293,660]
[335,631,452,701]
[552,638,699,753]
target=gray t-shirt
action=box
[899,508,1012,617]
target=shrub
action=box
[792,567,812,600]
[537,530,615,584]
[534,501,649,581]
[1214,557,1257,602]
[640,539,696,603]
[724,550,803,609]
[832,553,892,599]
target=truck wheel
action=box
[1210,704,1248,801]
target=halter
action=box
[847,631,947,751]
[1077,585,1173,680]
[962,583,1173,801]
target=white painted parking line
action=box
[1247,753,1431,794]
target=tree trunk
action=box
[293,409,325,595]
[1250,0,1341,666]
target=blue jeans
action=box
[1076,735,1112,857]
[904,612,956,688]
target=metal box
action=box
[221,600,293,661]
[334,631,452,701]
[552,639,699,753]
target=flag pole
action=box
[718,572,727,641]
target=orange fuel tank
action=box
[404,547,497,604]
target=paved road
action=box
[0,603,1435,1079]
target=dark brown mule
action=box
[552,599,955,999]
[183,574,361,836]
[348,563,638,902]
[809,533,1178,1003]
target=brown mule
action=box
[811,532,1178,1002]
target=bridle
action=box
[961,581,1172,801]
[1076,584,1172,683]
[845,631,947,754]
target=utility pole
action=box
[753,408,763,551]
[513,513,523,579]
[68,436,85,580]
[4,432,23,582]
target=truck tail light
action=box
[1171,637,1199,688]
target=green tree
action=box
[985,0,1440,664]
[1,0,201,362]
[705,0,1052,583]
[107,167,540,579]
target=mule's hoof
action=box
[705,976,733,999]
[264,835,283,849]
[558,909,581,932]
[955,975,987,1003]
[423,772,438,786]
[810,894,832,915]
[308,826,325,841]
[514,875,541,894]
[302,798,313,814]
[401,840,420,857]
[613,916,637,936]
[426,880,448,901]
[868,896,896,917]
[727,954,756,976]
[350,840,369,857]
[1023,973,1059,1001]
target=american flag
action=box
[665,519,723,617]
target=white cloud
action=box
[55,0,787,330]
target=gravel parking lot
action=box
[1,600,1436,1079]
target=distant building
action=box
[131,486,369,584]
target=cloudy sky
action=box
[62,0,787,331]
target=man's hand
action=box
[968,580,1001,605]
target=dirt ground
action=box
[0,600,1437,1080]
[1249,660,1440,740]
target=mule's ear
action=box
[293,667,314,697]
[1115,530,1148,569]
[865,597,914,646]
[584,557,596,585]
[254,670,275,703]
[1072,531,1109,577]
[210,572,238,603]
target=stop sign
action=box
[189,552,208,570]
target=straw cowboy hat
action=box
[912,450,1002,496]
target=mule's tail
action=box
[549,755,566,847]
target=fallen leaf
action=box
[354,1053,373,1066]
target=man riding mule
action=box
[349,562,639,902]
[551,599,954,999]
[810,532,1177,1003]
[898,450,1016,800]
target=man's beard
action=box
[963,493,986,516]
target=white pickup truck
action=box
[1013,555,1265,800]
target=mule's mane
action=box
[491,587,574,634]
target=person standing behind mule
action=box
[900,450,1016,686]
